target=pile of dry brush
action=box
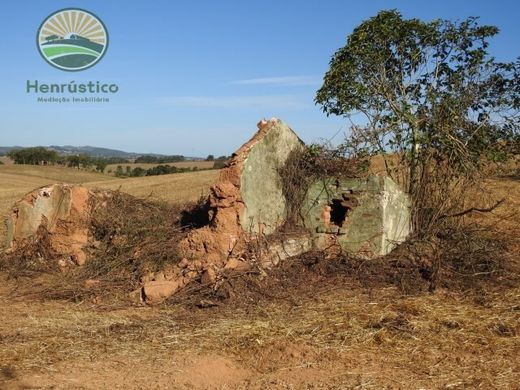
[1,146,518,303]
[0,191,204,301]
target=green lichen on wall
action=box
[240,121,304,234]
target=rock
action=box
[224,258,250,271]
[142,280,180,304]
[201,268,217,285]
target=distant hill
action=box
[0,145,203,160]
[48,145,149,159]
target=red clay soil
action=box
[179,118,278,264]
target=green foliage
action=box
[78,154,92,169]
[134,155,185,164]
[65,155,80,169]
[212,155,230,169]
[316,10,519,189]
[212,160,226,169]
[101,157,130,164]
[145,164,179,176]
[205,154,214,161]
[130,167,146,177]
[94,159,108,173]
[119,164,204,178]
[8,147,58,165]
[115,165,124,177]
[315,10,519,233]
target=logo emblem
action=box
[37,8,108,71]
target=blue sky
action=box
[0,1,518,156]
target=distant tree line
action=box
[7,147,129,172]
[114,164,202,178]
[212,155,230,169]
[5,147,232,173]
[134,155,185,163]
[8,147,58,165]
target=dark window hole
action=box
[330,199,349,227]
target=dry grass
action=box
[85,169,218,204]
[1,274,518,388]
[0,164,112,183]
[0,161,518,388]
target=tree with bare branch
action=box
[316,10,519,233]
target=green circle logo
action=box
[37,8,108,71]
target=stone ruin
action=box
[4,118,411,303]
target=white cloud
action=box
[159,95,312,110]
[231,75,321,87]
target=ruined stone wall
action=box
[301,176,410,257]
[179,118,304,264]
[7,184,92,265]
[239,122,304,234]
[4,118,412,304]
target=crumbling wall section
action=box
[7,184,92,265]
[240,122,304,234]
[301,176,410,257]
[179,118,303,266]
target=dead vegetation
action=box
[0,190,203,302]
[1,233,519,387]
[0,146,518,388]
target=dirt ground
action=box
[0,176,518,389]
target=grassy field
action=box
[86,169,219,204]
